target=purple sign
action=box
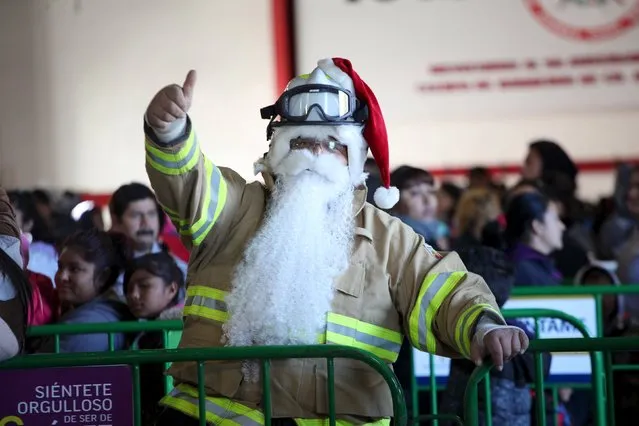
[0,365,133,426]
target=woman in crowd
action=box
[522,139,592,278]
[8,190,58,282]
[124,252,184,424]
[452,188,503,250]
[0,187,32,361]
[506,191,566,286]
[35,229,134,353]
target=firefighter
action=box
[144,58,529,425]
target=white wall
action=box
[0,0,275,192]
[294,0,639,199]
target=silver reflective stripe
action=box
[169,389,262,426]
[417,272,452,349]
[146,134,199,170]
[326,322,401,354]
[185,294,227,312]
[178,163,224,242]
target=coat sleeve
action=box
[388,222,505,359]
[144,116,247,253]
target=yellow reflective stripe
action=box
[408,271,467,353]
[145,131,199,175]
[183,285,229,323]
[454,303,494,358]
[187,158,228,246]
[187,285,227,301]
[158,201,184,226]
[161,384,264,425]
[294,419,390,426]
[324,313,401,363]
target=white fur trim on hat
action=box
[374,186,400,210]
[317,58,353,89]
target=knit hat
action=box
[317,58,399,209]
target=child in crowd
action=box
[123,252,185,424]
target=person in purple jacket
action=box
[505,191,566,286]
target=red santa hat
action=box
[317,58,400,209]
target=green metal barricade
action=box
[511,284,639,426]
[409,286,639,424]
[463,336,639,426]
[1,345,408,426]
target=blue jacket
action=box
[37,291,133,353]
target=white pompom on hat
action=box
[317,58,400,209]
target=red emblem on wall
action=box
[524,0,639,42]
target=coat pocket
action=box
[314,360,393,417]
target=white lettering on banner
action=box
[15,381,114,416]
[413,295,598,381]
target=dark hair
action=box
[78,208,102,231]
[31,189,51,206]
[123,252,184,307]
[505,192,551,246]
[60,230,129,293]
[390,166,434,190]
[529,139,578,180]
[109,183,165,230]
[0,248,32,352]
[468,167,490,180]
[7,191,53,243]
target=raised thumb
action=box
[182,69,197,100]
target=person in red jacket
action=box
[19,233,59,326]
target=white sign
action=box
[295,0,639,121]
[412,295,598,383]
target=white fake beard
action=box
[223,154,355,381]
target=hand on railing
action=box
[470,327,529,371]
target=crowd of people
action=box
[0,138,637,424]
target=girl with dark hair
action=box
[35,229,134,353]
[124,252,185,424]
[506,192,566,286]
[124,252,184,323]
[0,187,33,360]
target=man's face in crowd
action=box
[115,198,160,251]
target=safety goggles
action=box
[260,84,367,139]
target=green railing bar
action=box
[530,337,639,352]
[0,345,408,426]
[611,364,639,371]
[132,364,142,426]
[511,285,639,296]
[197,361,207,426]
[27,319,183,336]
[263,359,273,426]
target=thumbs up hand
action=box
[146,70,197,134]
